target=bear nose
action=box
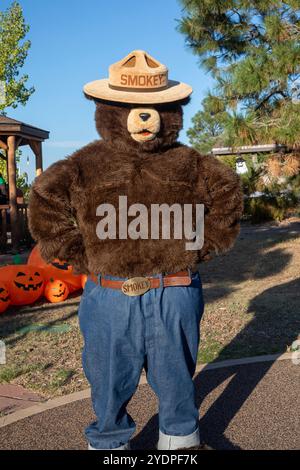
[139,113,151,122]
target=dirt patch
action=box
[198,217,300,362]
[0,294,87,399]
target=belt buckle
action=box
[121,277,151,296]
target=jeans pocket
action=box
[78,279,97,326]
[81,278,96,299]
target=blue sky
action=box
[2,0,213,182]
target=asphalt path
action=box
[0,360,299,450]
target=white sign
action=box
[0,340,6,365]
[291,339,300,365]
[236,159,248,174]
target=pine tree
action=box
[179,0,300,150]
[187,94,228,153]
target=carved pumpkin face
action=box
[0,282,10,313]
[28,246,82,293]
[0,265,44,306]
[45,279,69,303]
[14,270,43,291]
[51,260,72,272]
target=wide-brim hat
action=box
[83,50,192,104]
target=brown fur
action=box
[28,99,243,276]
[94,99,185,153]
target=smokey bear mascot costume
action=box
[29,51,243,450]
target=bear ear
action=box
[153,96,191,112]
[83,91,95,102]
[83,92,104,104]
[176,96,191,107]
[83,92,109,105]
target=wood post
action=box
[0,139,8,151]
[29,140,43,176]
[0,206,8,249]
[36,141,43,176]
[7,135,19,250]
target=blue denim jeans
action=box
[78,272,204,450]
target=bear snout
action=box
[139,112,151,122]
[127,108,161,142]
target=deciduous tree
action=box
[0,1,34,113]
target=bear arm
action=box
[198,155,244,261]
[28,159,88,274]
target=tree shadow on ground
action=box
[133,221,300,449]
[0,297,80,345]
[196,223,299,448]
[133,277,300,449]
[199,220,299,304]
[192,276,300,449]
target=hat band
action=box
[109,83,169,93]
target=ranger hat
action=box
[83,50,192,104]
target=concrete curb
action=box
[0,388,91,428]
[0,352,294,429]
[194,351,294,372]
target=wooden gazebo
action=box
[0,116,49,250]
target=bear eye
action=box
[16,272,26,277]
[34,272,40,276]
[0,288,4,293]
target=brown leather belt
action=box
[89,270,192,296]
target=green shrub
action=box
[244,193,298,223]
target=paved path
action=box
[0,359,299,450]
[0,385,43,416]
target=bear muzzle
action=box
[127,108,161,142]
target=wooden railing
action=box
[0,203,31,251]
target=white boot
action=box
[157,427,200,450]
[88,441,131,450]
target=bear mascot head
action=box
[92,97,190,154]
[84,50,192,154]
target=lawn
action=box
[198,217,300,363]
[0,217,299,399]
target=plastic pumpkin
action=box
[28,246,81,293]
[0,282,10,313]
[44,279,69,303]
[0,265,44,306]
[81,274,88,289]
[51,260,71,271]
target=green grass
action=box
[49,369,75,390]
[198,336,223,363]
[0,365,24,382]
[0,363,43,383]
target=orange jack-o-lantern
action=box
[0,265,44,306]
[81,274,88,289]
[28,246,82,293]
[44,279,69,303]
[0,282,10,313]
[51,260,71,271]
